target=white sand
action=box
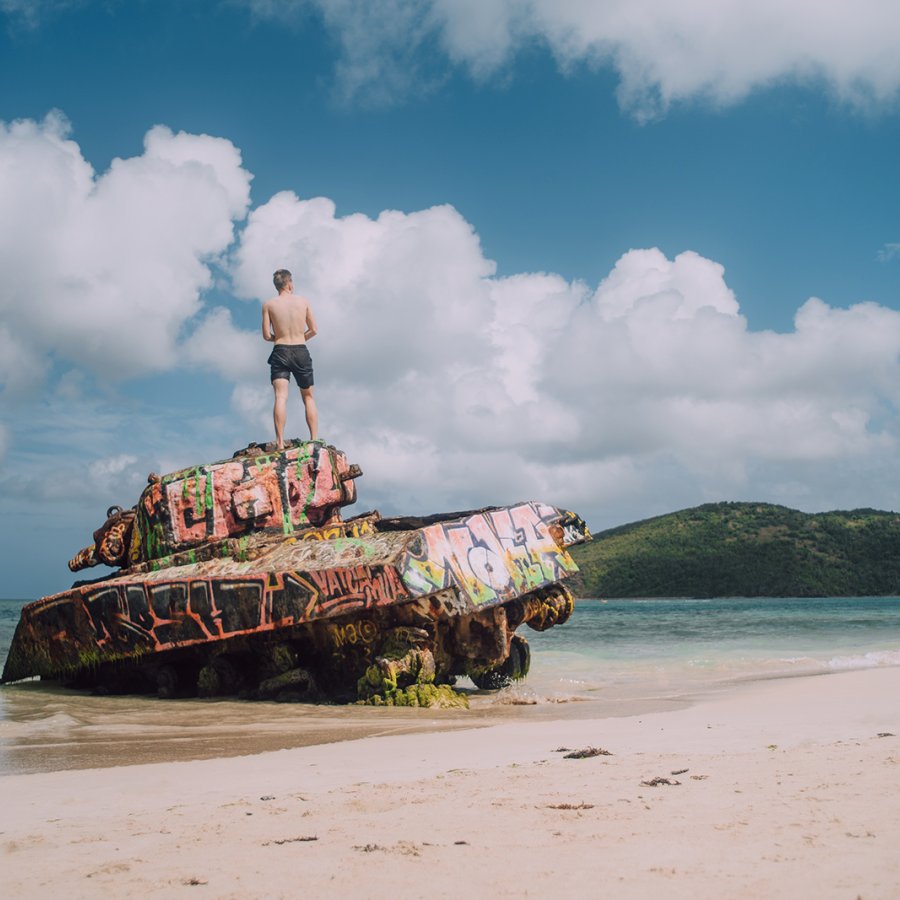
[3,667,899,899]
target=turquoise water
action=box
[520,596,900,701]
[2,595,899,774]
[0,598,28,665]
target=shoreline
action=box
[3,666,899,897]
[1,656,897,777]
[0,677,696,777]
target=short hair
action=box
[273,269,292,292]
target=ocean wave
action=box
[826,649,900,670]
[487,682,590,706]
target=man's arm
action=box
[262,304,276,342]
[304,304,318,342]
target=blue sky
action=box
[1,0,900,597]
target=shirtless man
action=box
[262,269,319,447]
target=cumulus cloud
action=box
[0,322,44,396]
[4,117,900,544]
[242,0,900,115]
[183,307,260,380]
[0,112,251,388]
[223,189,900,522]
[550,253,900,473]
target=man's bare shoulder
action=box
[269,292,310,307]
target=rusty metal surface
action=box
[3,502,579,683]
[2,434,588,696]
[3,531,415,682]
[136,441,359,562]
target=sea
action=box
[2,595,899,776]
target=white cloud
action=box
[242,0,449,105]
[183,307,260,380]
[0,322,44,396]
[4,117,900,560]
[0,113,251,383]
[230,382,272,434]
[543,262,900,480]
[88,453,138,479]
[242,0,900,115]
[222,187,900,524]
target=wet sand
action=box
[0,678,688,775]
[2,667,899,898]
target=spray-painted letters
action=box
[400,501,578,606]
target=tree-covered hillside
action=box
[569,502,900,598]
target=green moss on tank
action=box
[356,644,468,708]
[358,683,469,708]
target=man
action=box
[262,269,319,448]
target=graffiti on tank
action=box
[18,561,410,673]
[72,578,266,652]
[266,570,320,625]
[304,565,409,615]
[300,518,377,542]
[400,502,578,605]
[136,444,355,561]
[329,619,378,650]
[84,586,122,644]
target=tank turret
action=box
[68,440,361,573]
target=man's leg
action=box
[272,378,289,449]
[300,386,318,441]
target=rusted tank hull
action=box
[3,502,589,701]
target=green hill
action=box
[569,501,900,598]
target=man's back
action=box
[264,293,312,345]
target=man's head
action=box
[273,269,293,293]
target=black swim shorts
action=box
[268,344,314,388]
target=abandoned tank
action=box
[2,439,590,706]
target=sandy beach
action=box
[3,666,899,899]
